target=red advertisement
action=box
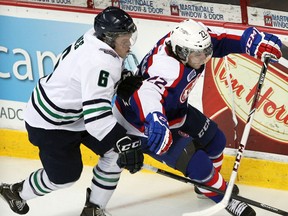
[203,54,288,155]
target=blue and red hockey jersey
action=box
[114,22,245,137]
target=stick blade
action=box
[182,201,227,216]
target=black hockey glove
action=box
[116,69,143,103]
[115,136,144,174]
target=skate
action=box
[0,181,29,215]
[80,188,110,216]
[226,199,256,216]
[194,184,240,199]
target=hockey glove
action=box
[241,27,282,62]
[116,69,143,103]
[115,136,144,174]
[144,112,173,155]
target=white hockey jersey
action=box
[25,28,124,141]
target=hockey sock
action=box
[186,149,226,203]
[20,168,74,200]
[205,129,226,172]
[196,168,226,203]
[90,150,122,208]
[210,153,224,172]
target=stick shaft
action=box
[214,55,272,213]
[143,164,288,215]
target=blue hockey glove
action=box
[241,27,282,62]
[144,112,173,155]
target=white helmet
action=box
[170,19,213,63]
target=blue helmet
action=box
[94,6,137,47]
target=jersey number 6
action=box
[98,70,110,87]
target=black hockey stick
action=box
[143,164,288,215]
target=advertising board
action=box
[203,54,288,155]
[0,4,287,159]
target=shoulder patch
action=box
[99,48,119,58]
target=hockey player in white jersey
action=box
[114,19,282,216]
[0,6,143,216]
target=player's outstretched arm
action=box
[240,26,282,62]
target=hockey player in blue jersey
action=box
[0,7,144,216]
[114,19,282,216]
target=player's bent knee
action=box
[46,163,82,184]
[42,169,76,192]
[204,128,226,157]
[98,149,123,173]
[185,149,214,181]
[175,140,196,174]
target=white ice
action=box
[0,156,287,216]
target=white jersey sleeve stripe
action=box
[37,81,82,114]
[83,98,113,124]
[32,85,83,125]
[31,95,78,125]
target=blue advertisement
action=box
[0,15,91,102]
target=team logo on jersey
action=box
[180,74,201,103]
[187,70,197,82]
[99,48,119,58]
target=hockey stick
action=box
[224,56,238,143]
[143,164,288,215]
[181,55,272,216]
